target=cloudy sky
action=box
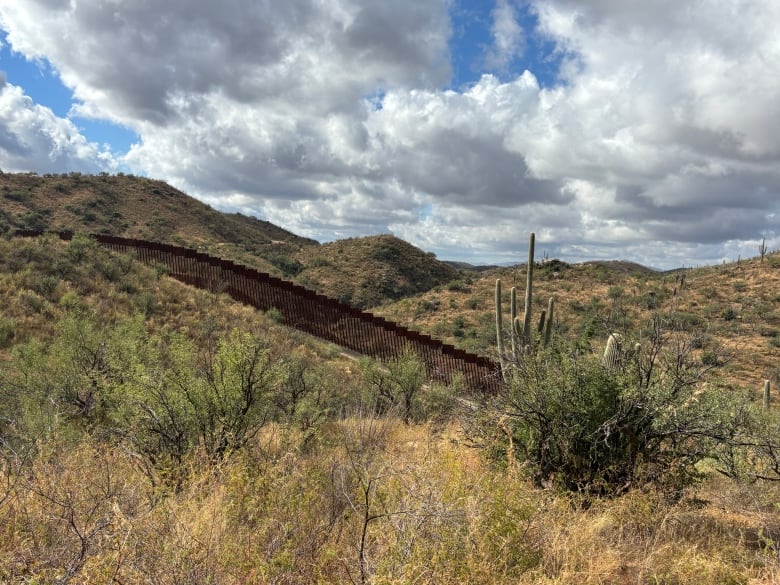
[0,0,778,268]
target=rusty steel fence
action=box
[13,230,502,394]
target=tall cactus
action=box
[495,232,556,379]
[543,296,555,347]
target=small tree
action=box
[187,329,282,458]
[360,347,427,424]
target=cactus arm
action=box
[543,297,555,347]
[602,333,622,369]
[764,379,771,410]
[522,232,535,346]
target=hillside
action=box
[292,234,460,307]
[0,171,315,250]
[376,253,780,391]
[1,234,780,584]
[0,172,460,308]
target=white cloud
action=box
[485,0,525,71]
[0,82,113,173]
[0,0,778,268]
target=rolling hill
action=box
[0,172,460,307]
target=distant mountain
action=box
[442,260,499,272]
[579,260,658,276]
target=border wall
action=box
[13,230,502,394]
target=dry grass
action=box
[2,422,779,584]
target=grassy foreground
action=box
[2,421,779,583]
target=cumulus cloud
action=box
[484,0,525,71]
[0,82,112,173]
[0,0,778,267]
[0,0,451,125]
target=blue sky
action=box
[449,0,562,89]
[0,31,138,155]
[0,0,777,268]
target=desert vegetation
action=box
[1,176,780,583]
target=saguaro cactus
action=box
[764,379,772,410]
[495,278,506,376]
[495,233,556,380]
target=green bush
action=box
[3,190,29,202]
[360,348,427,424]
[486,322,748,497]
[465,297,480,310]
[265,306,284,323]
[446,280,471,293]
[0,317,15,348]
[265,253,303,276]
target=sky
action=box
[0,0,778,269]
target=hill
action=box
[0,171,315,250]
[292,234,460,307]
[0,172,459,308]
[376,253,780,391]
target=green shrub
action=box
[671,311,703,331]
[133,291,158,315]
[0,317,15,348]
[307,257,331,269]
[266,307,284,323]
[485,323,747,498]
[20,211,46,230]
[702,286,718,299]
[415,298,440,315]
[700,350,721,366]
[27,273,59,300]
[360,348,427,424]
[3,190,29,202]
[266,253,303,276]
[18,290,46,314]
[465,297,480,310]
[446,280,471,293]
[67,233,98,263]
